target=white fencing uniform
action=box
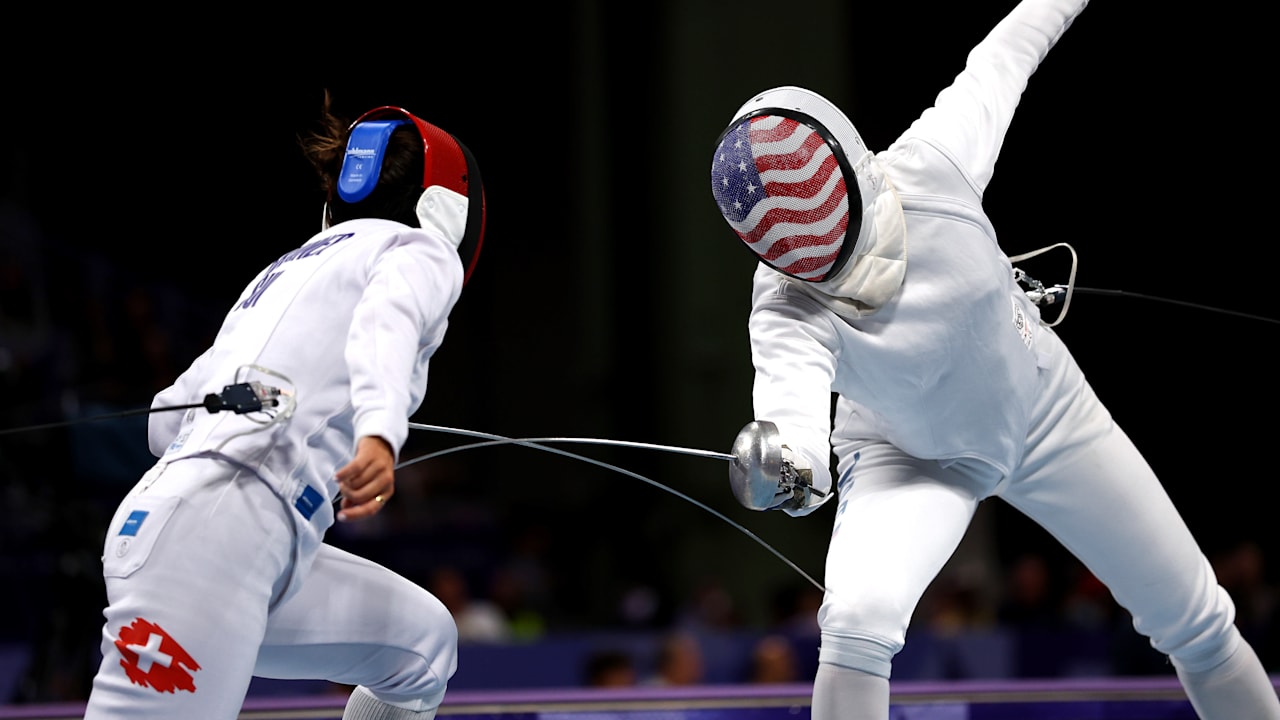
[713,0,1280,717]
[84,215,463,719]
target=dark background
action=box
[1,0,1275,701]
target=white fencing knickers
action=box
[84,457,457,720]
[815,326,1241,683]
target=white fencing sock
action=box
[342,685,446,720]
[1174,640,1280,720]
[810,663,890,720]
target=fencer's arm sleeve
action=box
[147,345,216,457]
[747,268,841,517]
[346,231,463,462]
[900,0,1090,192]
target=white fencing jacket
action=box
[748,0,1090,513]
[147,216,463,534]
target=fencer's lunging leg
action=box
[255,544,456,716]
[811,445,989,718]
[343,685,446,720]
[1005,413,1280,720]
[1174,635,1280,720]
[811,663,889,720]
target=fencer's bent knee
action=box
[817,630,899,679]
[370,588,459,701]
[1152,586,1241,674]
[816,585,912,678]
[412,600,459,695]
[1131,559,1239,674]
[818,579,906,677]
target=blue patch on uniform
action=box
[119,510,149,536]
[294,485,323,520]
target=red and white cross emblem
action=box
[114,617,201,693]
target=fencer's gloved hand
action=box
[729,420,818,511]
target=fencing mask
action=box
[710,86,878,284]
[333,106,487,285]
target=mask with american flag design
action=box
[711,87,878,284]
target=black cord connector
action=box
[1,381,288,437]
[202,382,281,414]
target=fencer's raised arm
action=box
[898,0,1090,192]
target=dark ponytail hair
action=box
[299,90,425,228]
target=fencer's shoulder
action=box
[879,136,943,175]
[750,265,838,318]
[750,263,792,299]
[877,138,979,203]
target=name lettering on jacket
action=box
[239,233,354,310]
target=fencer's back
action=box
[147,217,462,516]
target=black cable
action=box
[0,383,281,437]
[1072,287,1280,326]
[0,403,208,436]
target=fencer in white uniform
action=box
[84,103,486,719]
[711,1,1280,718]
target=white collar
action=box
[796,155,907,320]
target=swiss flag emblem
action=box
[113,617,201,693]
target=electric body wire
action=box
[0,373,295,438]
[0,403,207,436]
[402,422,827,594]
[1007,242,1277,326]
[1072,287,1279,325]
